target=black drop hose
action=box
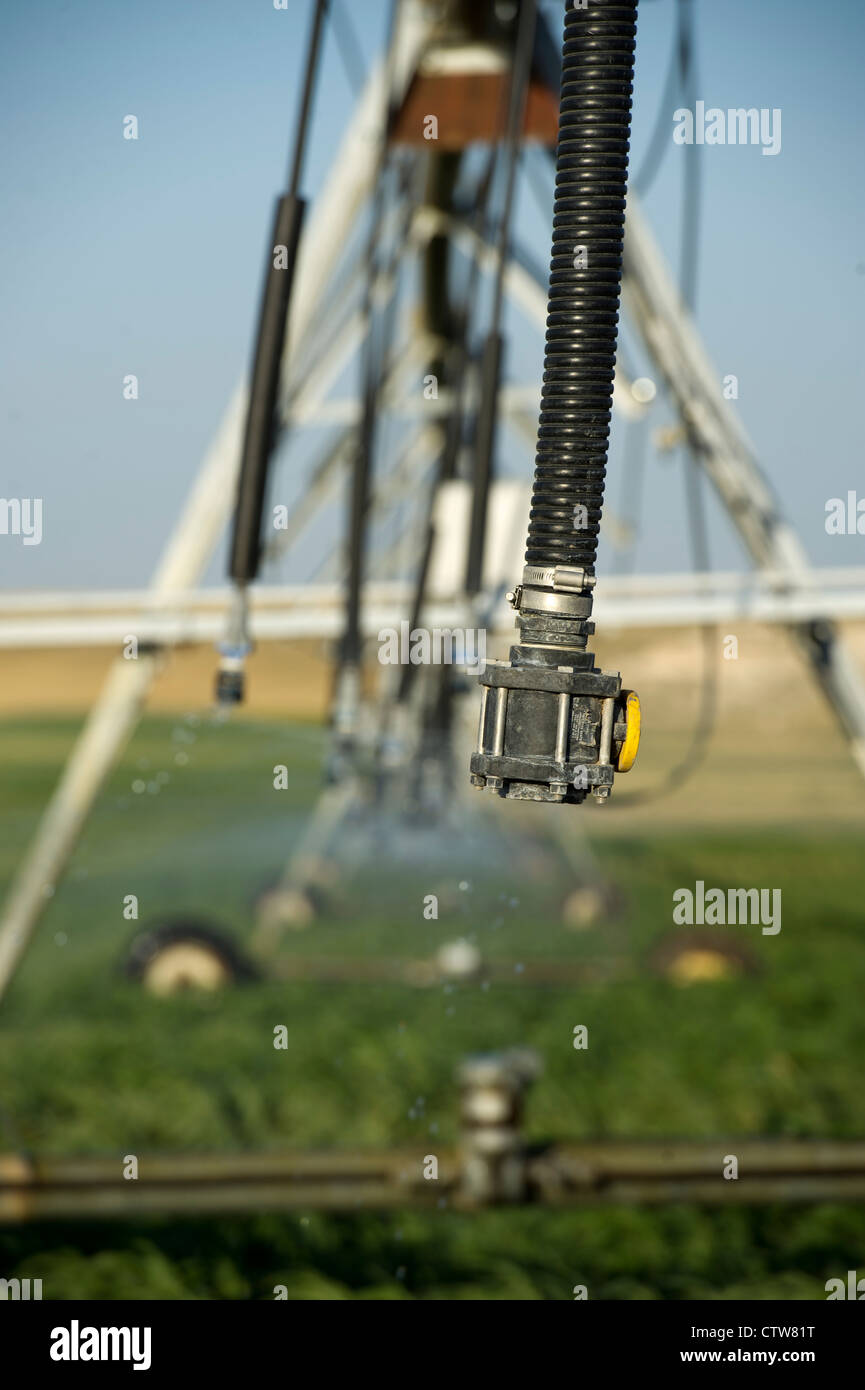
[228,0,329,587]
[525,0,639,573]
[216,0,329,706]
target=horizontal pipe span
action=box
[535,1176,865,1208]
[5,574,865,648]
[267,955,628,986]
[4,569,865,613]
[548,1139,865,1178]
[0,1150,458,1222]
[2,1141,864,1221]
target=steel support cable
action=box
[527,0,720,808]
[331,0,366,96]
[631,0,684,196]
[378,158,429,561]
[611,410,649,575]
[437,149,499,483]
[440,36,535,515]
[330,0,403,755]
[607,0,684,583]
[440,0,542,479]
[615,0,723,807]
[609,0,690,582]
[340,144,411,667]
[398,6,539,721]
[442,2,542,510]
[263,269,429,585]
[434,12,540,771]
[614,0,700,588]
[389,154,467,723]
[465,0,539,597]
[388,150,503,748]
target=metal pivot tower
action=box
[2,0,865,995]
[253,0,618,938]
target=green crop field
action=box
[1,714,864,1299]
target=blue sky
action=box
[1,0,863,589]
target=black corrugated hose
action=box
[525,0,639,573]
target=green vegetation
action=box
[1,715,864,1299]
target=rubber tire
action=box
[122,919,258,993]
